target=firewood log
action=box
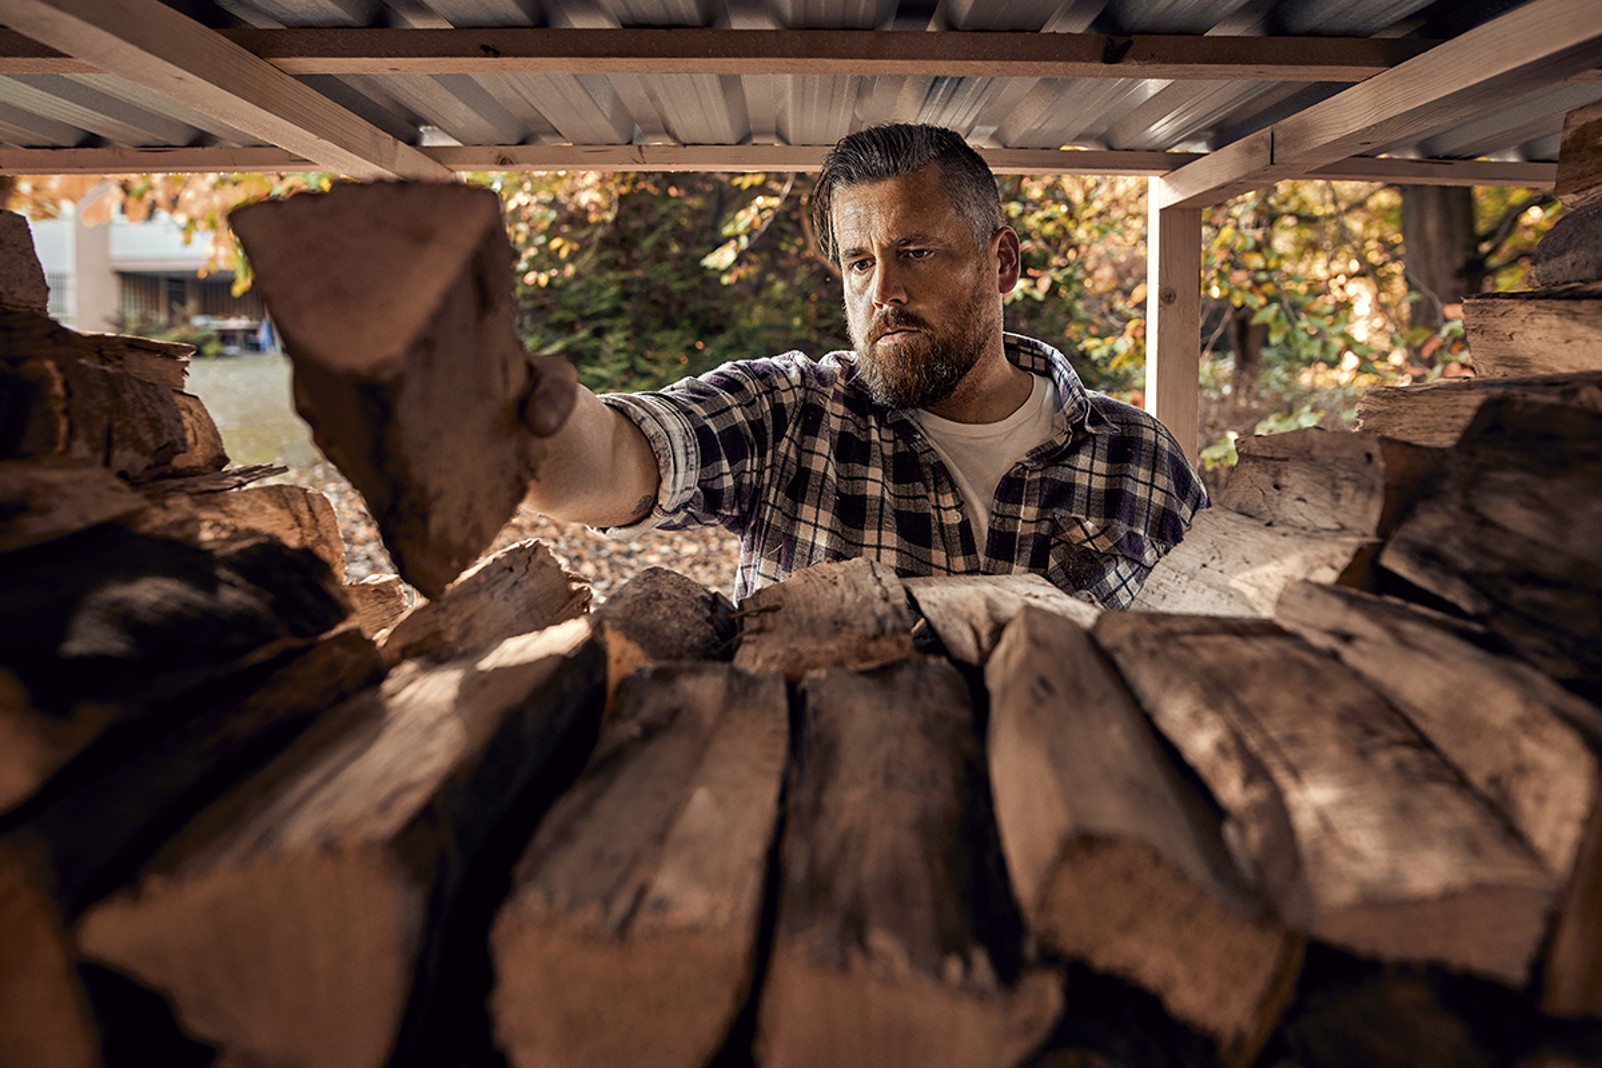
[345,574,411,639]
[380,538,589,665]
[0,527,349,815]
[0,628,381,1068]
[1217,428,1444,537]
[985,607,1300,1064]
[592,566,735,707]
[230,183,543,598]
[905,573,1099,666]
[756,659,1063,1068]
[490,663,787,1068]
[1130,506,1376,617]
[1093,612,1556,984]
[1275,581,1602,1016]
[1378,396,1602,697]
[1530,209,1602,288]
[132,481,348,582]
[1355,371,1602,448]
[732,558,915,679]
[1,209,49,313]
[77,618,605,1068]
[1556,100,1602,211]
[0,308,226,481]
[1464,286,1602,377]
[0,458,143,553]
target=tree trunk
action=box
[1402,186,1482,333]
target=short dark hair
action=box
[812,124,1004,264]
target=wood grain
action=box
[904,572,1099,666]
[732,558,915,679]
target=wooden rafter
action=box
[0,143,1558,187]
[1157,0,1602,209]
[0,27,1438,81]
[0,0,452,181]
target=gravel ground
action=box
[272,460,742,604]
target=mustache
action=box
[868,310,928,341]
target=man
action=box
[523,124,1205,609]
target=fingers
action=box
[520,355,580,437]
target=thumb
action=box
[520,355,579,437]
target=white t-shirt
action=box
[911,373,1062,552]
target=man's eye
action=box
[903,248,933,261]
[847,259,873,273]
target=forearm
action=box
[523,384,660,527]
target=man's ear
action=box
[993,227,1022,295]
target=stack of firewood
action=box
[5,136,1602,1068]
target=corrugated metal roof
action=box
[0,0,1597,187]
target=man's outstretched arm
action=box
[521,362,660,529]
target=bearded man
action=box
[523,123,1205,608]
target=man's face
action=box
[833,167,1007,410]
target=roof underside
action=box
[1,0,1600,195]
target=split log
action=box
[0,209,49,313]
[0,629,381,1068]
[0,459,143,553]
[905,573,1099,666]
[757,659,1062,1068]
[77,618,605,1068]
[0,527,349,815]
[230,183,549,598]
[1556,99,1602,211]
[0,308,226,481]
[1355,371,1602,448]
[345,575,412,639]
[1464,286,1602,377]
[380,538,589,665]
[491,664,787,1068]
[1274,580,1602,1019]
[1378,397,1602,695]
[732,558,915,679]
[592,566,735,706]
[985,606,1299,1064]
[1093,612,1556,984]
[1217,429,1444,537]
[132,481,347,582]
[80,332,192,391]
[1129,506,1375,617]
[1529,206,1602,288]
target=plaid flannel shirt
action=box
[601,333,1206,608]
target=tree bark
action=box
[1402,186,1482,333]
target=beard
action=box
[850,286,994,410]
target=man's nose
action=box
[872,261,908,307]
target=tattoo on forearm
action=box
[632,495,655,519]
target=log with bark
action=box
[1377,396,1602,697]
[76,618,604,1068]
[1093,611,1556,984]
[1556,99,1602,212]
[379,538,590,665]
[491,663,788,1068]
[591,566,736,709]
[985,606,1300,1064]
[1217,428,1444,538]
[0,628,382,1068]
[732,558,916,679]
[230,183,569,598]
[1354,371,1602,448]
[1529,207,1602,289]
[756,658,1062,1068]
[131,480,348,582]
[1464,285,1602,377]
[1,209,50,313]
[1,307,227,482]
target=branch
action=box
[1476,192,1555,265]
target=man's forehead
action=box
[831,169,965,243]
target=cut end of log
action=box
[757,959,1063,1068]
[77,849,420,1068]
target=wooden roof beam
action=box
[1156,0,1602,209]
[0,27,1437,81]
[0,1,453,181]
[0,144,1558,188]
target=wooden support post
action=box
[1145,185,1201,464]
